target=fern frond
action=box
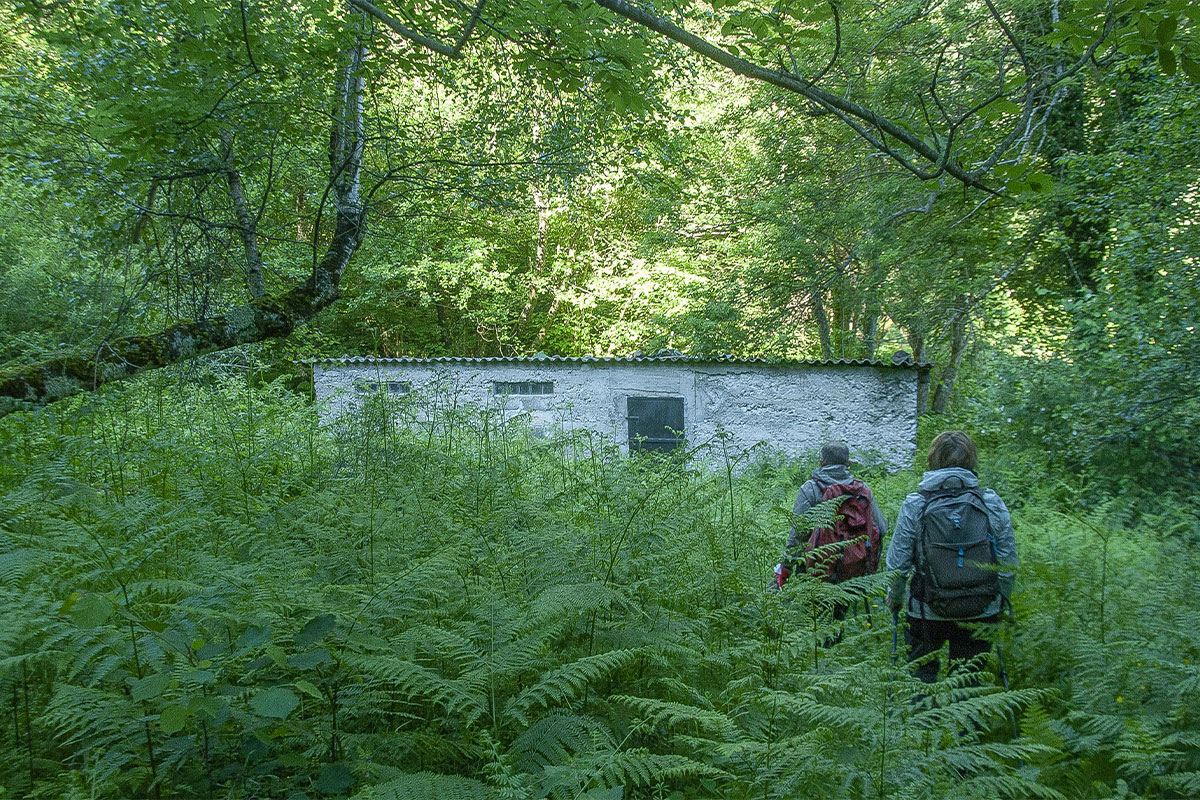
[346,653,487,723]
[1154,770,1200,795]
[957,775,1067,800]
[523,582,633,631]
[354,772,498,800]
[505,648,642,724]
[610,695,739,738]
[0,547,48,585]
[594,748,726,788]
[510,712,611,771]
[912,687,1047,733]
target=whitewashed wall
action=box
[312,359,920,468]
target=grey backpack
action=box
[910,486,1000,618]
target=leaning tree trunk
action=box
[0,28,368,417]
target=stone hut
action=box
[311,353,926,468]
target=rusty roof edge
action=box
[298,354,933,370]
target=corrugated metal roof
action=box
[304,353,929,370]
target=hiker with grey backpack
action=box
[885,431,1017,683]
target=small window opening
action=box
[493,381,554,395]
[354,379,411,395]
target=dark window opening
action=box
[354,379,411,395]
[494,381,554,395]
[627,396,685,453]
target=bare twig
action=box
[805,2,841,85]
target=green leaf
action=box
[295,614,335,647]
[295,680,324,701]
[236,625,272,650]
[250,687,299,719]
[69,593,113,628]
[1024,172,1054,192]
[183,669,216,685]
[1157,15,1179,46]
[1159,47,1177,76]
[159,704,188,735]
[287,648,331,670]
[57,593,79,616]
[131,672,170,703]
[988,100,1022,115]
[266,644,287,666]
[315,763,354,795]
[1180,54,1200,82]
[190,695,230,724]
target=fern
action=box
[3,378,1199,798]
[353,771,498,799]
[593,748,727,788]
[510,712,612,772]
[505,649,642,724]
[609,695,739,739]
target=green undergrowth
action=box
[0,373,1197,798]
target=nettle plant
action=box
[0,372,1196,799]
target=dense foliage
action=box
[1,376,1198,799]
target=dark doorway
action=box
[627,396,685,453]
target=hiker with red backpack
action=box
[773,443,888,603]
[885,431,1017,683]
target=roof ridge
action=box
[300,354,930,369]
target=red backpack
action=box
[804,480,881,582]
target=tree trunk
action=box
[908,330,930,415]
[931,311,969,414]
[520,119,551,328]
[221,130,267,300]
[812,289,832,360]
[0,30,368,417]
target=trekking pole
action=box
[995,643,1010,690]
[996,643,1020,742]
[890,611,899,666]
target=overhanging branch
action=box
[592,0,991,189]
[346,0,485,58]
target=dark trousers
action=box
[905,614,1000,683]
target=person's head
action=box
[927,431,978,472]
[819,442,850,467]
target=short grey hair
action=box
[820,442,850,466]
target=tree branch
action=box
[0,17,371,416]
[592,0,992,190]
[0,285,327,412]
[346,0,484,58]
